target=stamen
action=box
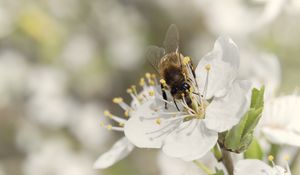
[131,85,138,96]
[203,64,211,99]
[104,110,127,123]
[113,97,131,111]
[268,155,276,167]
[107,125,124,132]
[100,122,124,132]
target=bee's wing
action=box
[163,24,179,54]
[146,45,165,73]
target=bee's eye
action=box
[182,83,190,90]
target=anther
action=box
[149,90,155,96]
[284,155,290,161]
[183,56,191,65]
[151,74,156,79]
[149,80,155,86]
[156,118,161,125]
[100,121,105,127]
[145,73,151,79]
[205,64,211,71]
[124,110,129,117]
[104,110,113,118]
[113,97,123,104]
[119,122,125,127]
[268,155,274,162]
[126,88,133,94]
[107,124,113,130]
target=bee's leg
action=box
[173,98,180,111]
[161,84,168,109]
[189,62,196,79]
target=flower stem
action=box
[221,149,234,175]
[193,160,214,175]
[212,144,222,161]
[291,150,300,174]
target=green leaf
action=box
[219,87,264,153]
[213,168,225,175]
[244,138,263,160]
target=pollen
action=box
[151,74,156,79]
[126,88,133,94]
[284,155,290,161]
[149,80,155,86]
[100,121,105,127]
[183,56,191,65]
[268,155,274,162]
[156,118,161,125]
[113,97,123,104]
[205,64,211,71]
[149,90,155,96]
[106,124,113,130]
[103,110,112,118]
[145,73,151,79]
[160,79,167,86]
[118,122,125,127]
[139,78,145,86]
[124,110,129,117]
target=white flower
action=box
[124,37,252,161]
[0,50,28,107]
[69,103,110,152]
[23,138,97,175]
[239,49,281,99]
[200,0,286,37]
[261,95,300,146]
[235,158,291,175]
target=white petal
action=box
[262,127,300,147]
[204,80,252,132]
[124,100,166,148]
[235,159,276,175]
[158,152,203,175]
[162,121,218,161]
[196,36,239,99]
[93,137,134,169]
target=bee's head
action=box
[181,82,190,92]
[171,82,190,95]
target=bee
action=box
[147,25,196,110]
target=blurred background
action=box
[0,0,299,175]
